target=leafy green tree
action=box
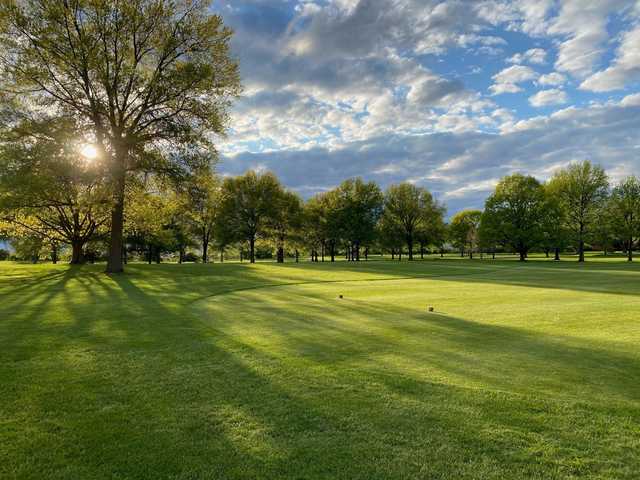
[609,176,640,261]
[547,161,609,262]
[183,173,220,263]
[0,118,110,263]
[377,213,404,259]
[482,174,546,261]
[381,183,442,260]
[449,210,482,258]
[0,0,241,273]
[540,189,569,261]
[334,178,383,261]
[218,171,281,263]
[270,190,303,263]
[415,201,446,259]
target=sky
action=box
[212,0,640,213]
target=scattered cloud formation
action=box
[508,48,547,65]
[529,89,568,107]
[213,0,640,211]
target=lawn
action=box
[1,257,639,479]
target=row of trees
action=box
[4,153,638,265]
[450,161,640,262]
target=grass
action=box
[1,256,639,479]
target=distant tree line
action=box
[2,140,639,264]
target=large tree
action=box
[482,174,546,261]
[547,161,609,262]
[609,176,640,261]
[218,171,282,264]
[0,0,240,272]
[381,183,442,260]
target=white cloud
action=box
[490,65,538,95]
[620,93,640,106]
[537,72,567,86]
[579,24,640,91]
[548,0,635,78]
[529,89,568,107]
[508,48,547,65]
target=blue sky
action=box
[212,0,640,213]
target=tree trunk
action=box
[178,247,184,264]
[330,242,335,262]
[51,243,58,264]
[249,237,255,263]
[469,249,473,260]
[364,247,368,260]
[148,244,153,264]
[545,248,549,258]
[578,238,585,262]
[321,241,325,262]
[277,245,284,263]
[492,248,495,260]
[202,232,209,264]
[220,248,224,263]
[391,248,395,260]
[106,162,126,273]
[554,247,560,261]
[420,242,424,259]
[628,238,633,262]
[295,249,299,263]
[407,234,413,260]
[519,250,526,261]
[70,240,84,264]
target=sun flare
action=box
[80,144,98,160]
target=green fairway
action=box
[1,258,639,479]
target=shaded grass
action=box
[1,258,639,479]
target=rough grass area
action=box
[1,257,639,479]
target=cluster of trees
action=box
[452,161,640,262]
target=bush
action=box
[0,249,9,261]
[182,252,199,263]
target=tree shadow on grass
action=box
[3,264,640,479]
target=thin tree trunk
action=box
[420,242,424,259]
[321,241,325,262]
[51,243,58,264]
[330,242,335,262]
[250,237,255,263]
[202,232,209,264]
[554,247,560,261]
[295,249,299,263]
[628,238,633,262]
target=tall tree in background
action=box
[540,189,568,261]
[449,210,481,258]
[0,0,241,273]
[184,173,220,263]
[548,161,609,262]
[271,190,302,263]
[609,176,640,261]
[334,178,383,261]
[218,171,281,263]
[381,183,442,260]
[482,174,546,261]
